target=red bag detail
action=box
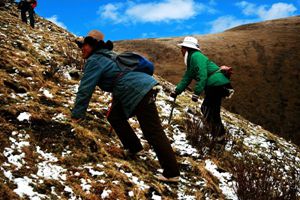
[220,65,233,78]
[31,1,37,8]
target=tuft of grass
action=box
[0,182,20,200]
[184,111,215,158]
[233,154,300,200]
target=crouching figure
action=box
[71,30,180,183]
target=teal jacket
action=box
[175,51,230,95]
[72,49,157,119]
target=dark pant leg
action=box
[107,102,143,153]
[135,90,180,178]
[28,8,35,28]
[201,86,225,137]
[21,8,27,23]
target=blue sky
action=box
[33,0,300,41]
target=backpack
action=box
[100,51,154,76]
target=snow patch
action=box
[3,133,30,169]
[128,191,134,197]
[52,113,67,122]
[101,189,112,199]
[36,146,67,180]
[205,160,238,200]
[80,178,92,194]
[40,88,54,98]
[17,112,31,122]
[120,170,150,190]
[14,177,47,200]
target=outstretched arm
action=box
[72,59,103,119]
[175,69,193,95]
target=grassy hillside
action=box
[0,3,300,199]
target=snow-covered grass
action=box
[17,112,31,122]
[205,160,238,200]
[1,76,299,199]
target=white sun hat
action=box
[177,36,200,50]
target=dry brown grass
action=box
[184,111,216,158]
[0,182,20,200]
[232,154,300,200]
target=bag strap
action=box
[96,51,117,61]
[95,51,128,86]
[207,68,221,77]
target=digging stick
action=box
[168,96,177,124]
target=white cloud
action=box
[209,15,253,33]
[209,2,298,33]
[236,1,256,16]
[126,0,197,22]
[236,1,297,20]
[98,0,214,23]
[46,15,67,29]
[258,3,297,20]
[97,3,124,23]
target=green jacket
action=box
[175,51,230,95]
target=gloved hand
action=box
[170,91,178,99]
[191,94,199,102]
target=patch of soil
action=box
[30,119,79,153]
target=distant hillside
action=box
[0,3,299,200]
[114,16,300,146]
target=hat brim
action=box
[177,43,200,50]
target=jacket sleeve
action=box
[71,59,103,119]
[192,54,208,95]
[175,69,193,94]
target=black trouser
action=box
[107,90,180,178]
[201,84,230,138]
[21,4,35,28]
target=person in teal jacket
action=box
[171,36,233,143]
[72,30,179,182]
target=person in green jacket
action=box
[72,30,180,183]
[171,36,233,143]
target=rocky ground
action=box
[0,3,300,200]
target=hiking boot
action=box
[155,174,179,183]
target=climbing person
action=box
[18,0,37,28]
[71,30,180,183]
[171,36,233,143]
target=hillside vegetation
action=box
[0,3,300,200]
[115,16,300,146]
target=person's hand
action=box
[191,94,199,102]
[170,91,178,99]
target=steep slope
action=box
[114,16,300,146]
[1,3,300,200]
